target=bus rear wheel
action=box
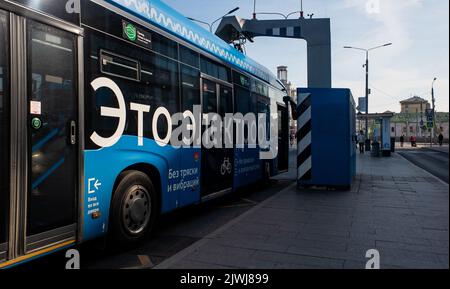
[110,171,158,244]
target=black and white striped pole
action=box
[297,93,312,183]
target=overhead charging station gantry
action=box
[215,14,357,189]
[215,15,332,88]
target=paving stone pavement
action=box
[155,153,449,269]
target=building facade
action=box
[391,112,449,142]
[400,96,431,114]
[277,66,297,143]
[393,95,448,141]
[357,96,449,142]
[277,66,297,98]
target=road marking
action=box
[212,197,261,209]
[154,182,297,269]
[138,255,154,267]
[240,198,259,205]
[120,255,154,269]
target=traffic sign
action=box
[357,97,366,113]
[425,109,435,129]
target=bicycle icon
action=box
[221,158,232,176]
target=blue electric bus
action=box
[0,0,289,268]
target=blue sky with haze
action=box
[164,0,449,113]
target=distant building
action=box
[277,66,297,98]
[356,95,449,143]
[391,112,449,141]
[400,96,431,114]
[277,66,297,142]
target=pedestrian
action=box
[410,135,417,147]
[400,135,405,147]
[357,131,365,154]
[438,133,444,147]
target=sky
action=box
[164,0,449,113]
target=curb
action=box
[154,182,297,269]
[396,152,449,186]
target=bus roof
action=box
[107,0,280,87]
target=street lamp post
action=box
[431,77,437,146]
[344,43,392,151]
[188,7,239,33]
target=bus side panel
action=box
[177,147,202,207]
[82,136,200,241]
[233,147,263,189]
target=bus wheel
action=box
[110,171,157,244]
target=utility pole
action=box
[431,77,437,146]
[344,43,392,151]
[364,50,369,150]
[300,0,304,18]
[420,102,423,137]
[416,108,419,138]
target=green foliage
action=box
[391,112,449,123]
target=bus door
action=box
[26,19,79,252]
[1,6,82,263]
[0,9,9,263]
[277,104,289,172]
[201,77,234,198]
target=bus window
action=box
[200,56,230,83]
[200,57,217,80]
[0,10,9,250]
[219,86,233,117]
[202,79,217,113]
[151,32,178,60]
[234,86,255,143]
[86,30,179,147]
[277,105,289,171]
[258,100,271,144]
[180,45,199,69]
[218,66,230,83]
[234,86,254,114]
[139,55,179,139]
[100,50,140,81]
[233,71,250,89]
[181,65,200,111]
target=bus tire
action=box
[110,170,158,244]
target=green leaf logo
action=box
[124,23,137,42]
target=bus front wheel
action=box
[110,170,158,244]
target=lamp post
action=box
[188,7,239,33]
[431,77,437,146]
[344,43,392,151]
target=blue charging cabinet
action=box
[296,88,357,189]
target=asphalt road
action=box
[15,150,298,270]
[12,148,448,270]
[398,147,449,184]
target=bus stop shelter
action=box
[357,112,395,157]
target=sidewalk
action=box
[155,153,449,269]
[399,142,449,154]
